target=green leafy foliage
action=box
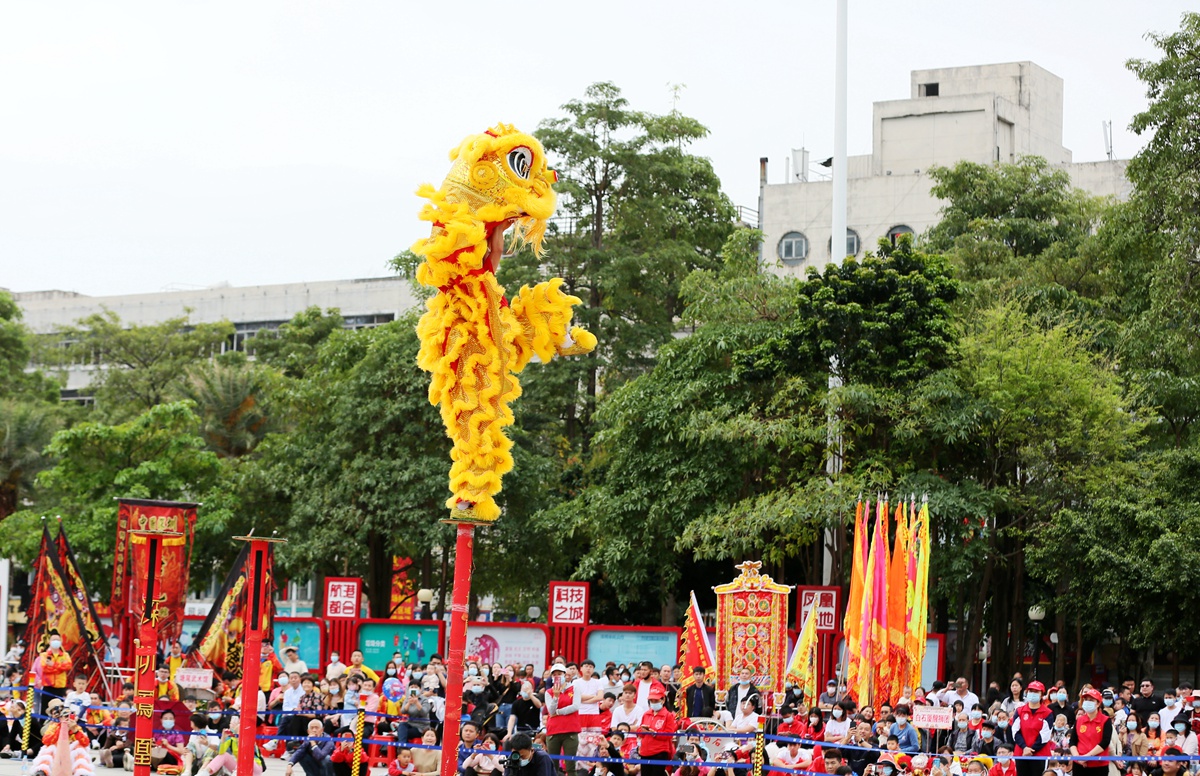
[49,311,234,421]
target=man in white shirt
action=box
[573,660,606,718]
[574,661,606,776]
[1160,690,1182,730]
[281,672,307,744]
[281,646,308,675]
[732,694,761,753]
[609,684,645,730]
[951,677,980,710]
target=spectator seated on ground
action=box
[286,719,336,776]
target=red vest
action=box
[1075,713,1109,763]
[545,685,581,735]
[1016,703,1053,756]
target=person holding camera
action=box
[395,684,433,744]
[505,733,557,776]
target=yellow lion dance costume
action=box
[414,124,597,523]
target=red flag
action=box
[122,499,197,644]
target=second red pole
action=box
[439,523,476,776]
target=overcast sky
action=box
[0,1,1190,297]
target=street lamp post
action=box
[527,605,541,623]
[1028,605,1046,683]
[417,588,433,620]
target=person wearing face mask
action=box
[38,631,73,712]
[1014,681,1053,776]
[1068,688,1112,776]
[993,711,1016,747]
[876,751,904,776]
[464,676,500,733]
[151,710,193,774]
[1050,715,1071,751]
[1047,689,1075,728]
[826,699,854,743]
[1185,690,1200,738]
[775,704,803,737]
[889,704,920,753]
[1158,690,1182,732]
[1117,714,1150,770]
[1168,718,1198,756]
[394,682,433,743]
[976,720,1000,757]
[726,666,760,716]
[504,732,556,776]
[636,687,677,776]
[802,707,826,739]
[506,681,543,741]
[544,664,581,770]
[98,701,132,768]
[326,652,346,682]
[949,712,981,754]
[986,747,1015,776]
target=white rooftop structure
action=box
[761,61,1130,272]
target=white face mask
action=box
[649,702,663,711]
[832,708,844,718]
[49,639,62,650]
[330,656,340,663]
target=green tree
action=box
[248,306,344,380]
[499,81,736,456]
[266,318,451,616]
[924,157,1111,334]
[548,229,799,622]
[0,400,60,521]
[1117,12,1200,450]
[0,291,32,395]
[51,312,233,420]
[179,356,274,458]
[2,402,229,592]
[926,304,1142,675]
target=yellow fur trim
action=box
[414,125,596,523]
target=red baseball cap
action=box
[649,687,665,700]
[1027,681,1046,693]
[1082,688,1102,702]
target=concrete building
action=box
[13,276,419,398]
[760,62,1131,273]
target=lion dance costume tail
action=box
[413,124,596,523]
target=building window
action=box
[920,82,939,97]
[828,230,861,258]
[778,232,809,264]
[887,224,914,245]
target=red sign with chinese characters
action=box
[548,581,590,626]
[796,586,840,633]
[324,577,362,619]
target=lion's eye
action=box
[506,147,533,180]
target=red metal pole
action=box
[238,539,272,776]
[439,523,476,776]
[131,534,165,776]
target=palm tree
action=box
[0,401,59,521]
[180,361,271,458]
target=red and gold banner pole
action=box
[439,523,476,776]
[234,533,285,776]
[130,528,180,776]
